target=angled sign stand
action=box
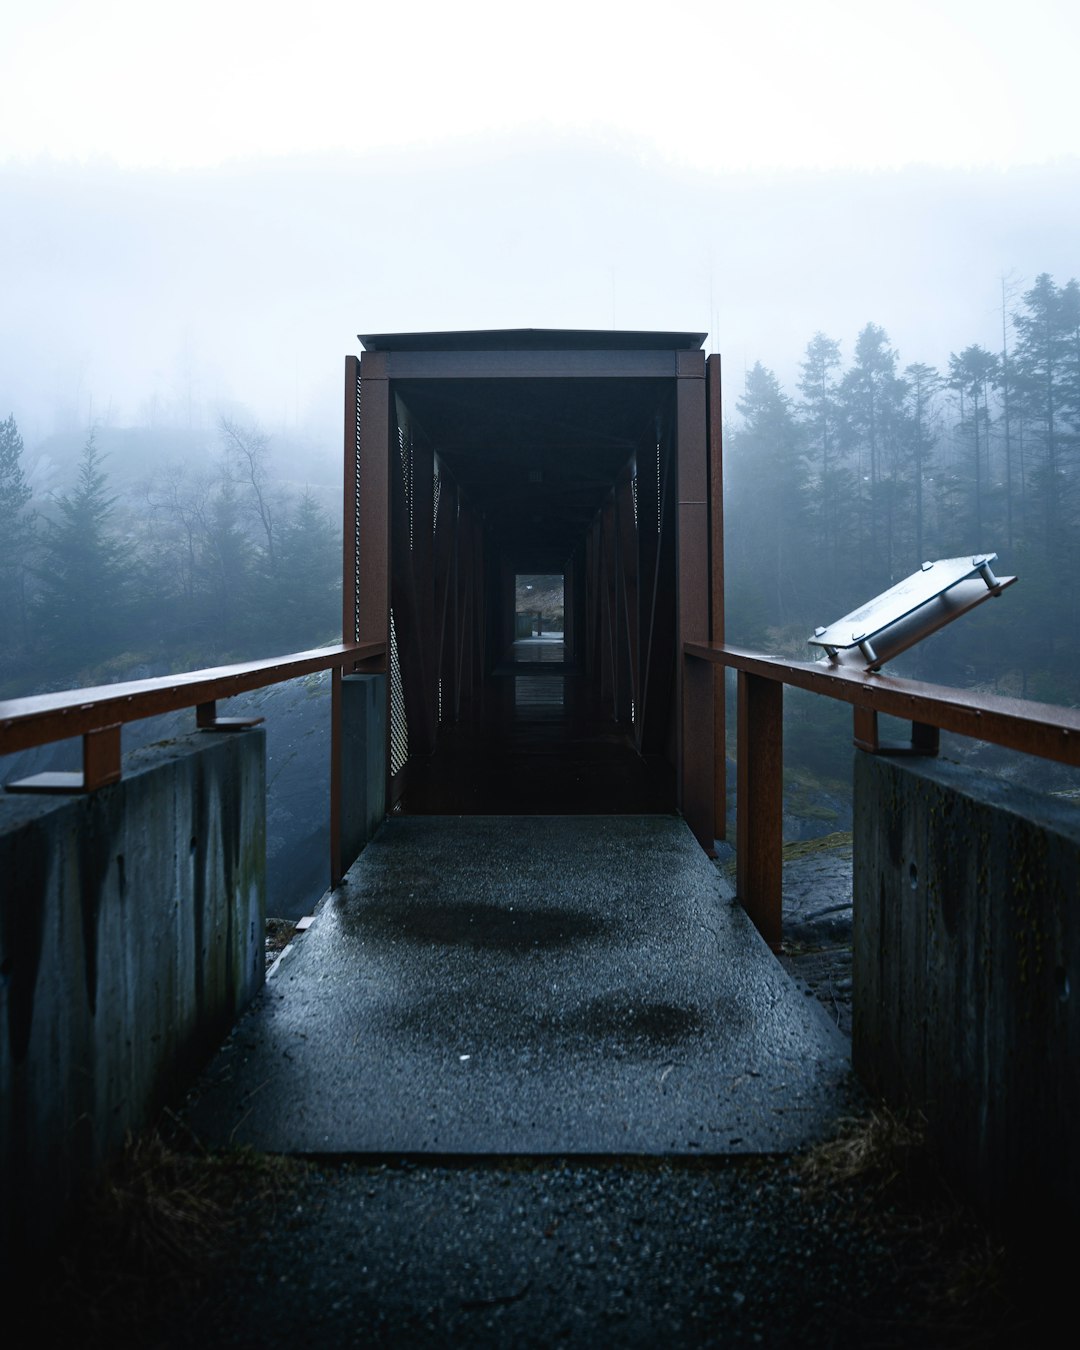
[809,554,1016,672]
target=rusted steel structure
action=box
[684,641,1080,949]
[344,329,727,846]
[5,327,1080,950]
[0,645,381,782]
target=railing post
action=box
[736,671,783,952]
[853,705,879,752]
[682,652,715,854]
[82,724,122,790]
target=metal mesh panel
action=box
[389,609,408,776]
[433,466,440,533]
[656,443,662,534]
[398,426,414,552]
[631,475,638,529]
[353,369,362,641]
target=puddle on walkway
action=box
[347,899,607,951]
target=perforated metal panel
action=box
[389,609,408,776]
[353,367,362,641]
[398,425,414,552]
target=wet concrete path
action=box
[187,815,852,1155]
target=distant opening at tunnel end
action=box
[514,574,564,642]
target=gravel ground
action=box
[38,1140,1027,1350]
[716,831,855,1040]
[774,833,856,1040]
[171,1157,1004,1349]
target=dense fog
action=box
[3,5,1079,811]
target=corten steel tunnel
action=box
[342,329,725,851]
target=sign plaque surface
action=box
[809,555,1015,668]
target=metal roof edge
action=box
[357,328,707,353]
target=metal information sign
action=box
[809,555,1016,669]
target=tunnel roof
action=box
[356,327,707,573]
[358,328,706,353]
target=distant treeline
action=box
[0,415,340,695]
[725,272,1080,706]
[3,273,1078,710]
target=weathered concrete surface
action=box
[186,815,853,1155]
[1,670,335,921]
[853,752,1080,1228]
[338,673,386,879]
[0,729,266,1260]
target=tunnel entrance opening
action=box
[513,574,563,645]
[345,330,723,842]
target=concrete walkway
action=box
[185,816,852,1155]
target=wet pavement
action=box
[185,815,854,1155]
[44,833,1034,1350]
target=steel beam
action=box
[736,671,783,952]
[707,354,727,840]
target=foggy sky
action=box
[3,142,1078,452]
[3,2,1079,455]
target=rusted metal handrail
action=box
[1,641,386,792]
[2,640,387,890]
[684,641,1080,951]
[0,643,386,756]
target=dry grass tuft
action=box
[90,1129,225,1271]
[801,1106,1017,1341]
[800,1104,929,1199]
[33,1123,303,1344]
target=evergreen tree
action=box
[1059,278,1080,440]
[729,363,807,631]
[947,345,999,545]
[798,333,846,584]
[143,461,211,644]
[1013,273,1073,553]
[0,413,35,654]
[838,325,909,584]
[903,363,941,565]
[272,491,341,648]
[193,470,254,655]
[996,276,1020,550]
[35,430,128,667]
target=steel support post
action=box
[683,654,715,853]
[343,355,361,644]
[355,355,390,648]
[676,355,709,827]
[854,705,942,756]
[706,354,727,840]
[736,671,783,952]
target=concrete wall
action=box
[853,752,1080,1229]
[0,729,266,1259]
[338,673,386,880]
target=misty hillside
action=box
[4,269,1080,910]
